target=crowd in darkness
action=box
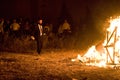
[0,17,53,39]
[0,17,71,37]
[0,17,72,52]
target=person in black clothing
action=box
[32,19,43,54]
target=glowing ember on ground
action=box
[72,16,120,67]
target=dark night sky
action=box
[1,0,120,29]
[0,0,119,18]
[0,0,91,19]
[0,0,66,18]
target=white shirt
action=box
[38,24,43,36]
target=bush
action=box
[0,28,104,53]
[0,35,36,53]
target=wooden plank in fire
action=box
[105,27,117,64]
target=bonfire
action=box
[72,16,120,68]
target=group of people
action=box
[58,20,71,38]
[0,17,71,54]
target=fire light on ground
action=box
[72,16,120,68]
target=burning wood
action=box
[72,16,120,68]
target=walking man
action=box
[32,19,43,54]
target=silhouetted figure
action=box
[3,19,10,33]
[32,19,43,54]
[10,19,20,38]
[0,18,4,44]
[22,20,31,36]
[58,19,71,38]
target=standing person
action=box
[32,19,43,54]
[22,20,31,36]
[10,19,20,38]
[0,18,4,44]
[0,18,4,33]
[62,19,71,36]
[58,19,71,38]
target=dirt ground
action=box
[0,50,120,80]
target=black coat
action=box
[31,24,41,40]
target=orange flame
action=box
[72,16,120,67]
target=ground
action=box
[0,50,120,80]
